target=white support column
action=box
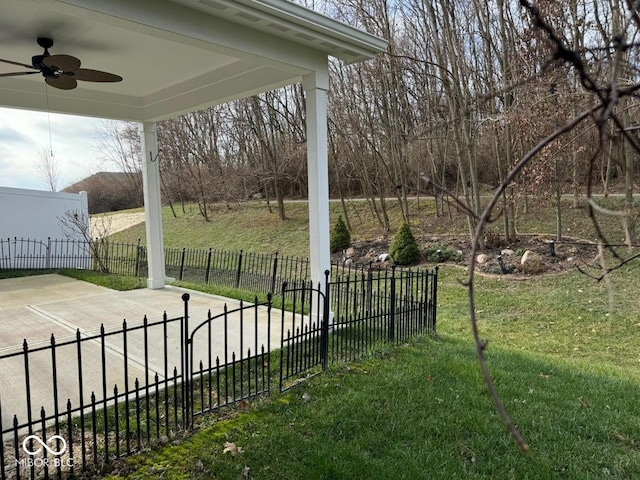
[303,68,331,289]
[139,122,167,289]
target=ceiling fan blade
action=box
[0,71,40,77]
[46,75,77,90]
[71,68,122,83]
[43,54,81,72]
[0,58,37,70]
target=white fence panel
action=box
[0,187,89,269]
[0,186,88,240]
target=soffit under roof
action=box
[0,0,387,122]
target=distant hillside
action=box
[64,171,143,214]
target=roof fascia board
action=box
[234,0,388,60]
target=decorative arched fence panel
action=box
[0,267,437,479]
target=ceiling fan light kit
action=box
[0,37,123,90]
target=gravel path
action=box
[91,212,145,237]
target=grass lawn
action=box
[99,268,640,479]
[109,196,630,257]
[105,335,640,479]
[92,198,640,478]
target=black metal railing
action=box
[1,237,403,293]
[164,247,311,294]
[0,307,188,479]
[1,238,315,292]
[279,267,438,386]
[0,238,144,275]
[0,293,275,479]
[0,265,437,479]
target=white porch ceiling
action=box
[0,0,387,122]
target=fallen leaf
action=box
[578,397,589,408]
[240,465,251,479]
[223,441,244,456]
[237,399,250,410]
[427,374,434,382]
[302,392,311,402]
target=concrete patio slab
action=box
[0,274,293,434]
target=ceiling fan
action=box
[0,37,122,90]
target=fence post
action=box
[366,263,373,314]
[389,265,396,342]
[431,266,439,331]
[205,248,212,284]
[180,247,186,281]
[47,237,51,269]
[5,237,11,269]
[23,339,34,436]
[135,239,141,277]
[235,249,243,289]
[271,252,279,293]
[181,293,191,430]
[321,270,331,370]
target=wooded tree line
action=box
[98,0,640,243]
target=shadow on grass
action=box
[104,335,640,480]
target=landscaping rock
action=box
[520,250,547,274]
[520,250,536,265]
[476,253,489,264]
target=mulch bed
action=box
[333,234,602,277]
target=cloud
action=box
[0,107,119,191]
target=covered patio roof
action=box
[0,0,386,121]
[0,0,387,290]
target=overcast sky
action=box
[0,107,120,191]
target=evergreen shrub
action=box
[389,223,421,265]
[330,215,351,253]
[425,245,462,263]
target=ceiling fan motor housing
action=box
[37,37,54,49]
[31,54,58,77]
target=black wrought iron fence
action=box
[0,293,275,479]
[164,247,310,294]
[0,306,188,479]
[279,267,438,386]
[1,238,315,292]
[0,266,438,480]
[0,238,144,275]
[0,238,93,270]
[2,238,396,294]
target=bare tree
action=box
[58,210,112,273]
[94,121,143,194]
[34,147,60,192]
[460,0,640,451]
